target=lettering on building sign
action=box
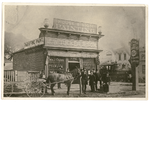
[68,57,79,61]
[53,18,97,34]
[24,37,44,49]
[48,56,65,71]
[48,51,97,58]
[45,37,97,49]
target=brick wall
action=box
[13,48,46,71]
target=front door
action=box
[68,62,80,84]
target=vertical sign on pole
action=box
[130,39,139,91]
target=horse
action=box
[46,67,80,95]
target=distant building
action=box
[99,47,131,82]
[100,47,131,71]
[112,47,131,71]
[100,50,116,65]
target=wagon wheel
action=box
[4,83,12,97]
[26,81,45,97]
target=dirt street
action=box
[9,82,145,98]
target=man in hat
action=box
[102,72,110,93]
[95,70,101,90]
[89,71,96,92]
[93,69,97,90]
[80,70,88,94]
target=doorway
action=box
[68,62,80,84]
[68,62,80,72]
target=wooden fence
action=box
[4,70,40,82]
[4,70,15,82]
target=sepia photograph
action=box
[0,2,150,150]
[2,4,147,99]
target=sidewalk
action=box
[110,82,145,86]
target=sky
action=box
[4,5,146,51]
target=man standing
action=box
[89,71,96,92]
[102,72,110,93]
[95,70,100,90]
[81,70,88,94]
[93,69,96,90]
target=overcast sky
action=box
[4,5,145,51]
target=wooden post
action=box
[79,76,82,95]
[15,70,18,81]
[136,66,139,91]
[66,58,68,72]
[132,63,139,91]
[130,39,140,91]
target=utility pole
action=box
[130,39,139,91]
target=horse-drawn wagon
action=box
[4,67,81,97]
[4,70,47,97]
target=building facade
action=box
[112,47,131,71]
[13,18,103,78]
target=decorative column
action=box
[65,58,68,71]
[79,57,83,69]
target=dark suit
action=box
[89,74,96,92]
[95,72,101,90]
[81,73,88,93]
[102,74,110,93]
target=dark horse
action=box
[46,67,80,95]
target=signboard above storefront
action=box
[68,57,79,61]
[48,50,98,58]
[24,37,44,49]
[130,39,139,65]
[45,37,97,50]
[53,18,97,34]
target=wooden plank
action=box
[13,71,14,82]
[8,71,10,82]
[15,70,18,81]
[6,71,8,82]
[11,71,13,82]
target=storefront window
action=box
[48,56,65,72]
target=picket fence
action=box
[4,70,40,83]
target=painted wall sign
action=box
[53,18,97,34]
[24,37,44,49]
[48,56,65,72]
[45,37,97,50]
[48,50,97,58]
[68,57,79,61]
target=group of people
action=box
[39,67,111,94]
[80,68,110,94]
